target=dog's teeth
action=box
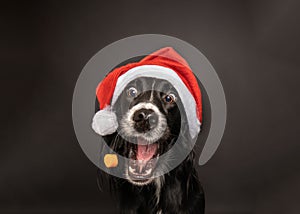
[145,169,152,175]
[129,166,135,173]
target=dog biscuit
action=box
[104,154,118,168]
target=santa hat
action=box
[92,47,202,139]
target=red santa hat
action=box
[92,47,202,139]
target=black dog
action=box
[97,75,205,214]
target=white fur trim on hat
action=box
[92,106,118,136]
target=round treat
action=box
[104,154,118,168]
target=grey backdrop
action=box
[1,0,300,213]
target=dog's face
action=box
[111,77,182,185]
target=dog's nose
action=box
[133,108,158,132]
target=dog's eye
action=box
[164,94,176,103]
[127,87,138,98]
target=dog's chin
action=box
[127,177,155,186]
[125,137,160,186]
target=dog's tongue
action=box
[136,138,157,161]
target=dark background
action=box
[1,0,300,213]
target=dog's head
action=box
[106,76,186,185]
[94,48,203,187]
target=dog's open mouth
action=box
[128,137,159,183]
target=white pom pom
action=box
[92,106,118,136]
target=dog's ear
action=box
[175,98,195,151]
[112,92,130,121]
[192,77,214,165]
